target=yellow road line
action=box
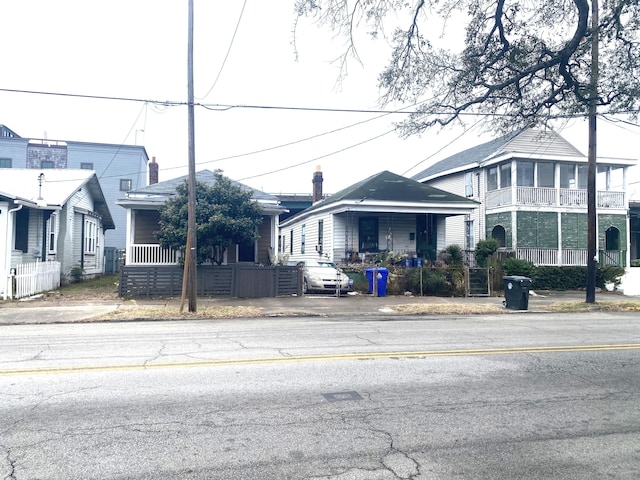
[2,343,640,377]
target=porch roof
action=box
[0,168,114,229]
[116,169,287,214]
[280,170,478,226]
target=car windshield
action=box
[306,260,337,268]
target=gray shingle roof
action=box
[411,127,584,182]
[128,169,280,204]
[300,170,476,215]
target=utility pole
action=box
[586,0,599,304]
[185,0,198,312]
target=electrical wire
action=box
[197,0,247,101]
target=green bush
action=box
[475,238,499,267]
[532,265,625,290]
[400,267,465,296]
[502,258,537,278]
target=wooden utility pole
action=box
[184,0,198,312]
[586,0,599,304]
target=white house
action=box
[0,169,114,299]
[278,170,479,265]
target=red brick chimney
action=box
[149,156,159,185]
[312,166,323,203]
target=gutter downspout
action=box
[4,204,23,300]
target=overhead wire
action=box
[197,0,247,101]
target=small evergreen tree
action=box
[156,172,263,265]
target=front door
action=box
[416,214,437,262]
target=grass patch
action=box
[389,303,506,315]
[95,304,263,321]
[545,301,640,312]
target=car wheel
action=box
[303,278,308,294]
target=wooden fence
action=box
[10,261,61,299]
[119,264,302,298]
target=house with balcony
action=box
[411,128,634,268]
[116,169,287,267]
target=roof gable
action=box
[412,127,584,181]
[282,170,477,224]
[127,169,281,204]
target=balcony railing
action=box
[486,187,625,209]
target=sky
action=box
[1,1,639,198]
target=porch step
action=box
[468,268,490,297]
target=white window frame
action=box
[47,213,58,254]
[84,218,98,255]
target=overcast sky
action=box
[2,1,639,197]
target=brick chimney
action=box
[149,156,159,185]
[312,166,323,203]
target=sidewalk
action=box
[0,290,607,326]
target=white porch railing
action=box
[127,244,180,265]
[9,261,61,299]
[487,187,624,209]
[512,248,625,267]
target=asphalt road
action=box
[1,313,639,479]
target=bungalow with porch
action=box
[278,170,479,265]
[1,169,114,299]
[116,169,287,266]
[411,128,635,268]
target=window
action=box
[301,224,306,254]
[358,217,379,252]
[317,220,324,253]
[560,164,576,188]
[47,213,58,254]
[597,165,624,191]
[537,162,555,188]
[577,165,588,189]
[120,179,133,191]
[464,172,474,197]
[0,158,11,168]
[499,162,511,188]
[80,162,94,170]
[516,161,534,187]
[465,219,475,250]
[41,160,55,169]
[84,219,97,255]
[487,166,498,191]
[491,225,507,247]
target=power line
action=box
[197,0,247,101]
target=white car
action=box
[291,260,351,294]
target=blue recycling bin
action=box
[412,257,424,267]
[365,267,389,296]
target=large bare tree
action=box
[295,0,640,302]
[295,0,640,131]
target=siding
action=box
[486,212,513,247]
[599,214,627,247]
[561,213,588,249]
[0,136,148,250]
[516,211,558,248]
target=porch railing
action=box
[9,261,61,300]
[486,187,624,209]
[127,244,180,265]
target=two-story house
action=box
[0,125,149,254]
[412,128,635,268]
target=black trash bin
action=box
[503,275,532,310]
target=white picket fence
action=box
[9,261,61,299]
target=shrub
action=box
[475,238,499,267]
[532,265,625,290]
[442,244,464,267]
[502,258,537,278]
